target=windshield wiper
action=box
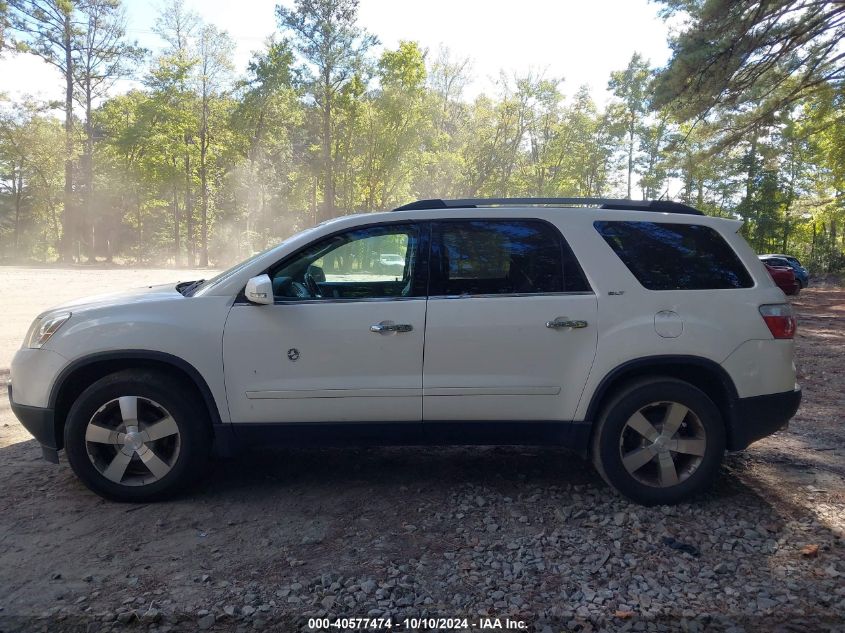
[176,279,205,296]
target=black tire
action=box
[64,370,212,502]
[591,377,725,505]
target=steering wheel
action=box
[289,281,310,299]
[303,272,322,298]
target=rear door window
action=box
[594,221,753,290]
[430,220,589,296]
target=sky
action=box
[0,0,674,107]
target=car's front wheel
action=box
[64,370,211,501]
[591,377,725,505]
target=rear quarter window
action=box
[594,221,753,290]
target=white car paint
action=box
[422,294,597,421]
[223,299,426,423]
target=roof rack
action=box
[392,197,704,216]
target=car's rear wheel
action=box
[64,370,211,501]
[591,377,725,505]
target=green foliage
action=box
[0,101,64,260]
[1,0,844,274]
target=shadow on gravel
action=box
[204,444,600,494]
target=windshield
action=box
[191,245,280,296]
[192,226,324,296]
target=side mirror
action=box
[245,274,273,305]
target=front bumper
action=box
[7,384,60,463]
[727,388,802,450]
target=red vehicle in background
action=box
[764,261,799,295]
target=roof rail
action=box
[392,197,704,216]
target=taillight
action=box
[759,303,797,339]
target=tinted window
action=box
[762,257,791,268]
[431,220,589,296]
[594,221,753,290]
[271,224,422,300]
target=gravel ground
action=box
[0,268,843,633]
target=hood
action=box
[41,282,184,316]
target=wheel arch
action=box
[50,351,223,450]
[585,355,742,449]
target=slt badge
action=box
[287,348,300,362]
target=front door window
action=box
[271,224,422,300]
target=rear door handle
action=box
[370,320,414,334]
[546,317,588,329]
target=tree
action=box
[94,90,151,262]
[74,0,143,260]
[153,0,197,54]
[276,0,376,221]
[230,38,303,252]
[608,53,651,199]
[144,51,199,265]
[0,102,64,259]
[154,0,198,264]
[0,1,8,49]
[358,41,431,210]
[7,0,81,260]
[195,24,234,265]
[654,0,845,143]
[421,46,472,199]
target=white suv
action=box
[8,198,801,505]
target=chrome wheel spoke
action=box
[661,403,688,438]
[85,423,117,445]
[657,451,679,486]
[625,411,660,442]
[139,448,171,479]
[102,451,132,483]
[622,446,657,473]
[144,416,178,441]
[619,400,707,489]
[86,396,181,487]
[669,438,706,456]
[118,396,139,426]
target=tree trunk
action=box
[312,174,318,226]
[744,132,760,248]
[626,115,634,200]
[61,11,75,263]
[13,162,22,258]
[137,193,143,265]
[810,222,817,268]
[199,96,209,267]
[321,79,334,222]
[185,150,193,266]
[83,85,95,262]
[173,178,180,267]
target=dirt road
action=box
[0,268,843,632]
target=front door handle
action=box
[370,320,414,334]
[546,317,589,329]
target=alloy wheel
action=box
[618,401,707,488]
[84,396,181,486]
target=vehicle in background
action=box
[759,254,809,288]
[379,253,405,268]
[762,260,799,296]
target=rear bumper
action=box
[727,388,801,450]
[7,384,60,462]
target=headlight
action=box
[25,312,71,349]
